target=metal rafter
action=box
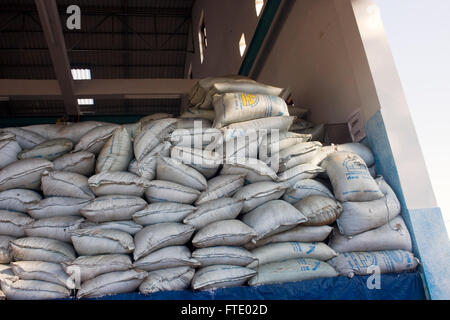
[0,48,187,53]
[159,16,189,50]
[1,30,188,36]
[68,14,112,50]
[0,12,22,32]
[34,0,79,115]
[0,78,198,99]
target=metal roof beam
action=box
[34,0,79,115]
[0,48,188,53]
[1,30,189,36]
[0,64,185,68]
[0,78,198,100]
[75,79,197,99]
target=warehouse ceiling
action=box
[0,0,195,117]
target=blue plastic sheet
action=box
[82,272,425,300]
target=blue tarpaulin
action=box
[80,272,425,300]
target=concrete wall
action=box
[185,0,264,79]
[255,0,365,125]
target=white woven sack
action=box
[309,145,337,166]
[76,269,147,299]
[41,170,95,199]
[9,237,76,263]
[139,266,195,294]
[248,242,337,268]
[145,180,200,204]
[183,197,243,230]
[213,93,289,128]
[1,127,45,149]
[233,181,288,213]
[221,116,295,141]
[192,220,257,248]
[71,228,135,256]
[337,142,374,167]
[10,261,74,289]
[133,245,200,272]
[88,171,150,197]
[221,158,279,183]
[132,202,195,226]
[192,246,257,267]
[80,220,143,235]
[330,216,412,253]
[134,223,195,260]
[244,225,333,250]
[189,76,256,106]
[277,163,325,186]
[293,195,342,226]
[53,151,95,176]
[323,151,383,202]
[258,131,311,162]
[62,254,133,282]
[0,133,21,169]
[23,121,106,144]
[199,80,284,110]
[170,146,222,179]
[24,216,84,243]
[0,189,41,213]
[248,258,338,286]
[96,126,133,173]
[192,265,256,290]
[195,174,245,205]
[1,279,70,300]
[26,197,89,219]
[74,124,120,154]
[277,141,323,172]
[0,158,53,191]
[169,128,222,149]
[80,195,147,223]
[18,138,73,161]
[156,157,207,191]
[328,250,419,278]
[241,200,307,241]
[336,176,401,236]
[133,118,177,161]
[127,156,157,181]
[0,210,34,237]
[0,235,15,263]
[282,179,333,204]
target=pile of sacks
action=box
[0,76,419,300]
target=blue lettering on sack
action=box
[291,242,303,253]
[312,261,320,271]
[306,244,315,254]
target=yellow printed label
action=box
[240,93,258,107]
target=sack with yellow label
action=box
[212,93,289,129]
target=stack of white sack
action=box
[319,150,419,277]
[187,198,258,291]
[0,75,421,298]
[0,121,151,299]
[129,117,204,294]
[224,116,342,287]
[0,135,83,299]
[240,196,339,286]
[71,161,148,298]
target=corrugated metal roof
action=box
[0,0,194,116]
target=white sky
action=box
[376,0,450,235]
